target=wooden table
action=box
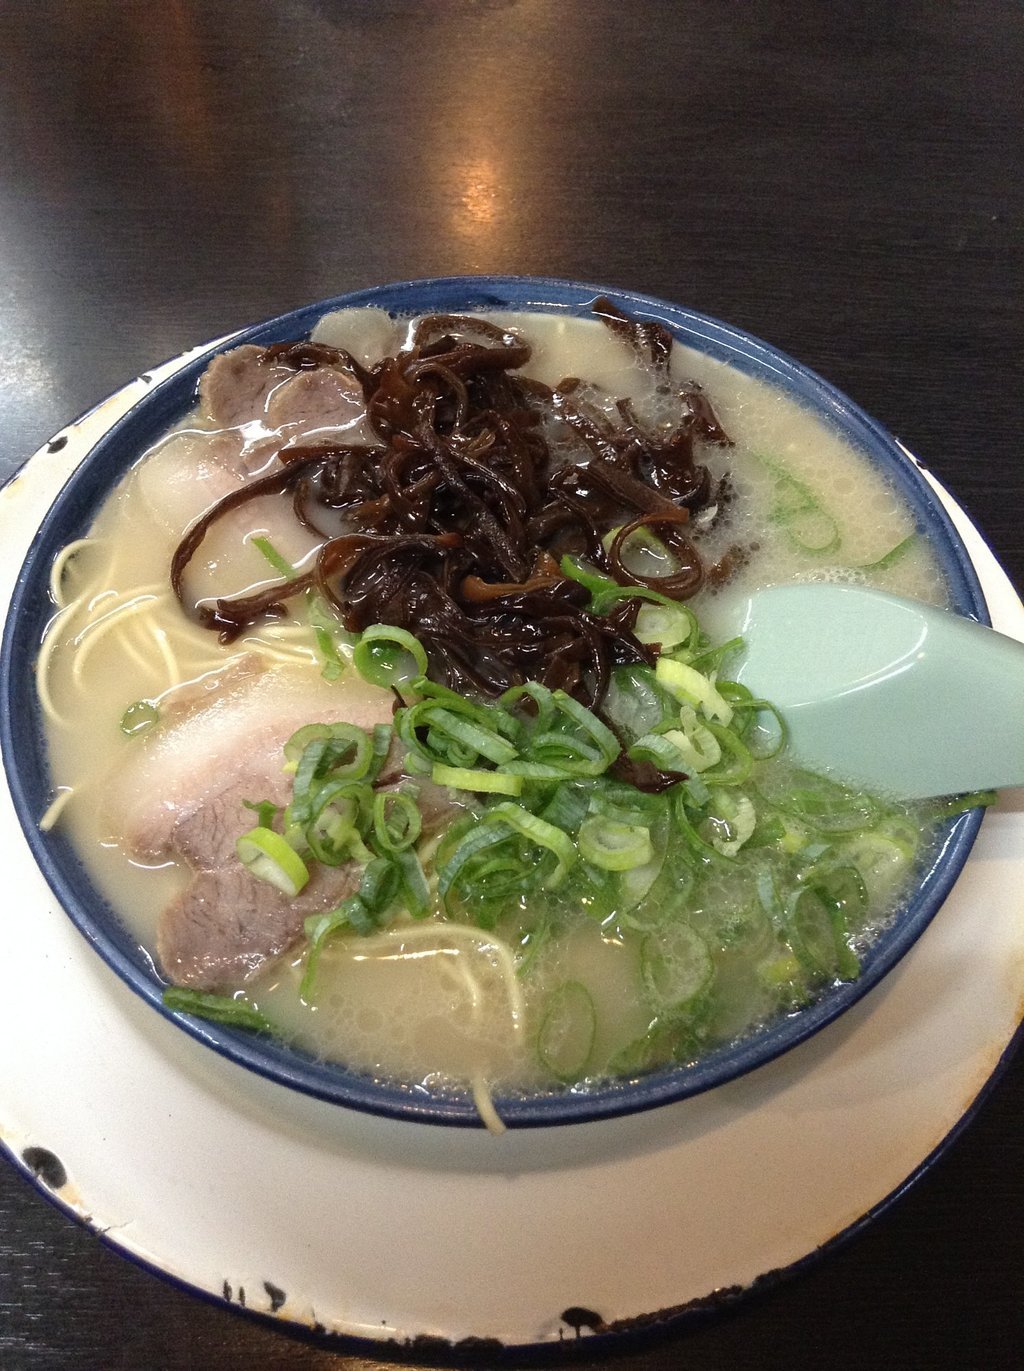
[1,3,1021,1367]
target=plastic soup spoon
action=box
[726,583,1024,800]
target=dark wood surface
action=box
[1,2,1022,1367]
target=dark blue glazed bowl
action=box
[0,277,988,1127]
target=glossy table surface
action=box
[1,3,1022,1367]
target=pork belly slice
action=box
[103,663,396,991]
[133,428,249,539]
[108,662,393,860]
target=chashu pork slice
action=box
[103,661,395,991]
[198,343,371,446]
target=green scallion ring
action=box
[431,763,524,796]
[353,624,429,689]
[578,815,654,871]
[481,802,576,888]
[372,790,423,851]
[236,827,309,897]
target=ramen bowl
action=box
[0,277,988,1127]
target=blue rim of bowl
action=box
[0,276,989,1128]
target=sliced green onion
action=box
[437,822,518,909]
[578,814,653,871]
[701,791,756,857]
[551,690,620,762]
[721,686,787,760]
[756,950,811,1008]
[685,636,743,675]
[520,691,620,777]
[481,802,577,888]
[413,677,520,734]
[397,687,521,770]
[527,731,607,776]
[358,855,402,914]
[433,810,479,867]
[640,924,714,1013]
[372,790,422,851]
[306,593,349,681]
[251,535,297,580]
[602,663,678,743]
[301,897,362,999]
[120,699,159,737]
[285,721,372,777]
[236,827,309,897]
[515,914,552,979]
[633,600,697,650]
[656,657,734,724]
[431,763,524,796]
[927,789,997,820]
[838,828,915,905]
[538,783,592,833]
[756,766,881,834]
[353,625,429,690]
[421,707,518,765]
[628,731,690,774]
[759,454,841,555]
[242,796,280,830]
[858,532,917,572]
[291,738,353,826]
[699,722,754,786]
[365,723,394,782]
[393,847,432,919]
[162,987,274,1033]
[252,541,350,680]
[306,779,373,865]
[536,980,596,1082]
[560,554,699,648]
[498,680,557,734]
[809,863,869,928]
[616,823,670,912]
[558,554,620,600]
[671,788,723,862]
[786,886,859,981]
[502,759,577,781]
[631,709,723,775]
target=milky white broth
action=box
[38,308,948,1101]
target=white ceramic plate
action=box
[2,354,1022,1353]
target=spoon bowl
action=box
[729,583,1024,799]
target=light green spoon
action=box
[725,582,1024,799]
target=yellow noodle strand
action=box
[34,604,86,725]
[71,594,162,686]
[471,1076,507,1135]
[151,626,181,688]
[71,584,167,646]
[386,939,509,1133]
[353,923,525,1031]
[434,950,485,1014]
[116,622,162,674]
[38,787,74,832]
[48,538,108,608]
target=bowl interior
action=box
[0,277,987,1126]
